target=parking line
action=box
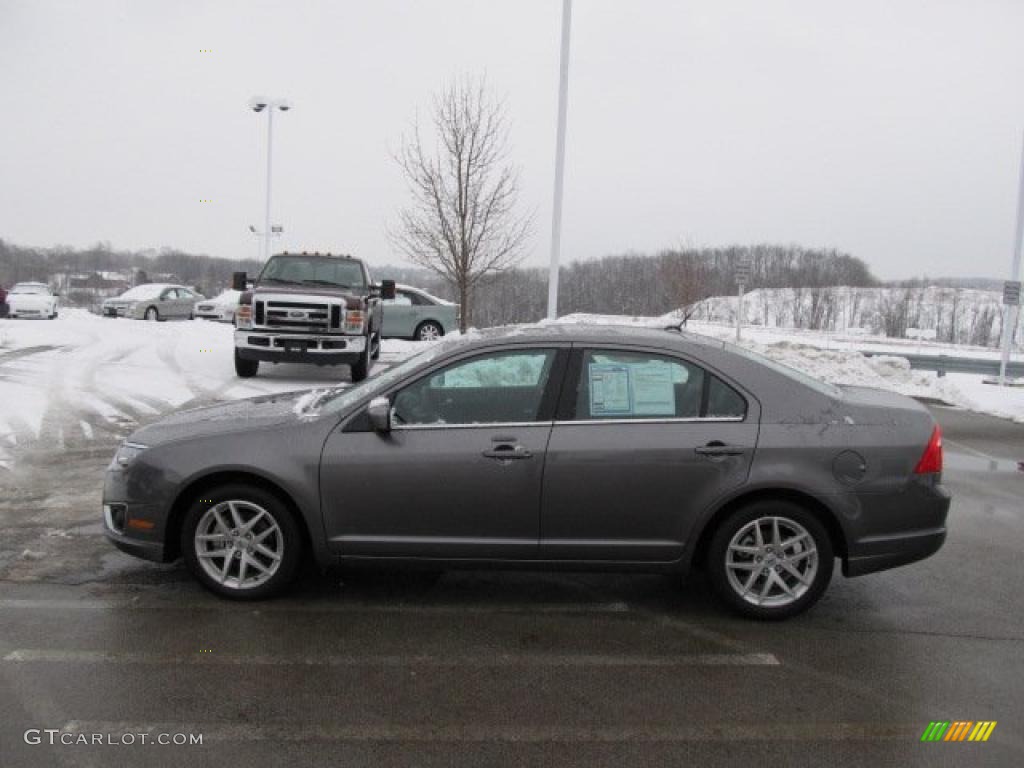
[3,649,779,667]
[0,598,632,615]
[60,719,909,743]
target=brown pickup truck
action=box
[232,251,395,381]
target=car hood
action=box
[128,389,334,446]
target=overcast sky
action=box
[1,0,1022,280]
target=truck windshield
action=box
[259,256,367,290]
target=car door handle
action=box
[695,443,746,457]
[482,444,533,460]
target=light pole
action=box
[546,0,573,320]
[998,130,1024,384]
[249,96,291,262]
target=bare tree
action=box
[391,76,532,331]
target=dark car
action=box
[102,325,949,619]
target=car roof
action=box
[12,281,49,287]
[453,322,727,352]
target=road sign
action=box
[1004,280,1021,306]
[735,260,751,286]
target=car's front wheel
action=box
[181,484,302,600]
[707,500,833,620]
[144,306,159,321]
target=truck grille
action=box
[256,299,339,332]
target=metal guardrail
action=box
[859,350,1024,377]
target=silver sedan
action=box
[102,284,204,321]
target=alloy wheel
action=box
[724,515,818,608]
[418,322,441,341]
[193,500,284,590]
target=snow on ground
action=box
[0,309,428,470]
[2,307,1023,471]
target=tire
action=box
[370,331,381,361]
[234,348,259,378]
[350,334,372,382]
[181,483,303,600]
[415,320,444,341]
[144,306,159,322]
[706,500,833,620]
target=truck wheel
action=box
[234,349,259,378]
[370,331,381,361]
[350,335,372,382]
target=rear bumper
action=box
[844,480,951,577]
[843,527,946,577]
[235,330,366,365]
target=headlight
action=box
[109,442,147,469]
[344,309,366,333]
[236,304,253,329]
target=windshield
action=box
[259,256,367,290]
[119,284,167,300]
[11,284,49,294]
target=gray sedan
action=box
[102,325,949,619]
[102,283,204,320]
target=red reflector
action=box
[914,424,943,474]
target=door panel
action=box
[541,421,757,561]
[539,346,759,562]
[320,424,552,559]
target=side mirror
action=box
[232,272,248,291]
[367,396,392,433]
[380,279,397,300]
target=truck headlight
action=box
[344,310,366,333]
[109,442,147,470]
[236,304,253,329]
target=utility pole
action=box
[998,130,1024,385]
[735,258,751,341]
[546,0,573,320]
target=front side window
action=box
[572,349,746,421]
[393,350,557,426]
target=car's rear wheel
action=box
[415,320,443,341]
[181,484,302,600]
[145,306,159,321]
[234,349,259,377]
[707,500,833,620]
[370,330,381,360]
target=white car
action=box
[194,289,241,322]
[7,282,58,319]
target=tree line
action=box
[379,244,879,328]
[0,238,260,298]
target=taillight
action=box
[914,424,943,474]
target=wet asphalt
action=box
[0,404,1022,767]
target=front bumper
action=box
[102,502,171,563]
[235,329,366,365]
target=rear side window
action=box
[572,349,746,421]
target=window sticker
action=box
[589,364,633,415]
[587,361,677,417]
[631,362,676,415]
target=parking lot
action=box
[1,319,1022,767]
